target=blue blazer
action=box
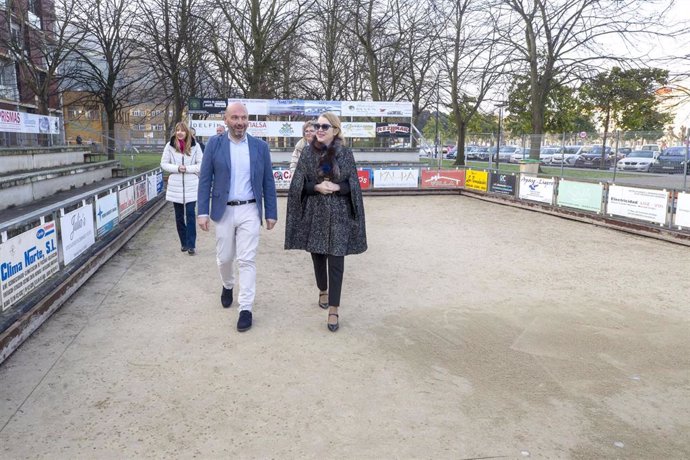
[197,133,278,223]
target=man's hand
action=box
[197,216,210,231]
[266,219,277,230]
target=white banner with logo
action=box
[118,185,136,220]
[190,120,226,137]
[0,109,60,134]
[60,203,96,266]
[341,101,413,117]
[247,121,304,138]
[607,185,668,225]
[95,192,119,238]
[147,175,158,200]
[519,176,555,204]
[0,222,59,311]
[228,98,269,115]
[373,169,419,188]
[342,122,376,138]
[675,192,690,229]
[273,169,292,190]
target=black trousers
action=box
[310,253,345,306]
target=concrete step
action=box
[0,161,120,211]
[0,146,93,174]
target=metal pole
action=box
[560,131,566,178]
[683,128,690,190]
[495,107,502,170]
[612,130,620,182]
[435,79,440,169]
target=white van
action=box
[641,144,660,152]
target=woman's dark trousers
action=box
[311,253,345,306]
[173,201,197,249]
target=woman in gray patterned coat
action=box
[284,112,367,332]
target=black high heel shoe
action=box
[318,291,328,309]
[327,307,339,332]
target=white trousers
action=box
[215,203,261,311]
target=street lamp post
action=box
[495,106,503,170]
[435,79,440,168]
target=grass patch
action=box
[116,152,162,174]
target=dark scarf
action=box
[312,137,342,180]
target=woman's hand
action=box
[315,180,340,195]
[178,165,187,173]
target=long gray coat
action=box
[284,142,367,256]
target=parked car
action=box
[473,146,491,161]
[616,150,657,172]
[618,147,632,157]
[574,146,613,168]
[509,148,531,163]
[649,146,688,173]
[493,146,520,162]
[539,147,562,164]
[418,146,432,158]
[550,145,584,166]
[641,144,660,152]
[445,147,458,159]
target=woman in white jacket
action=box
[160,122,204,255]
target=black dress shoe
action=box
[188,248,196,255]
[237,310,252,332]
[221,287,233,308]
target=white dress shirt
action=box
[228,134,254,201]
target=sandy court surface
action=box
[1,195,689,459]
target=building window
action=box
[0,59,19,101]
[131,109,146,117]
[133,124,146,131]
[151,124,164,131]
[151,110,163,117]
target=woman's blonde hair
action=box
[302,120,316,140]
[173,122,192,155]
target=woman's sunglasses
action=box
[313,123,333,131]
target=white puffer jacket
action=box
[160,138,204,204]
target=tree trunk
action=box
[600,106,611,170]
[455,121,467,166]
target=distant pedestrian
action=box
[191,128,205,152]
[161,122,204,255]
[289,120,316,176]
[76,135,83,145]
[216,125,225,136]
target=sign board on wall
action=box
[373,169,419,188]
[60,203,96,266]
[0,222,59,311]
[95,192,119,238]
[420,170,465,188]
[357,170,372,190]
[557,180,603,213]
[118,185,136,220]
[273,169,292,190]
[135,181,148,209]
[675,192,690,229]
[375,123,411,138]
[489,173,517,196]
[607,185,668,225]
[465,170,489,192]
[519,176,555,204]
[0,109,60,134]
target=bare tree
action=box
[135,0,208,127]
[66,0,147,158]
[207,0,313,98]
[494,0,679,159]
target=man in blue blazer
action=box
[197,102,278,332]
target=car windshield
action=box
[662,147,687,157]
[541,148,560,154]
[563,146,581,154]
[627,151,654,158]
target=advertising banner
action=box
[228,98,269,115]
[607,185,668,225]
[273,169,292,190]
[190,119,225,137]
[147,175,158,200]
[342,122,376,138]
[0,109,60,134]
[246,121,304,138]
[357,169,372,190]
[557,180,603,213]
[519,176,555,204]
[118,185,136,220]
[465,170,489,192]
[341,101,413,117]
[95,192,119,238]
[675,192,690,229]
[156,172,164,195]
[187,98,227,114]
[420,170,465,189]
[375,123,411,138]
[373,169,419,188]
[489,173,517,196]
[135,181,148,209]
[303,100,341,116]
[0,222,59,311]
[60,203,96,266]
